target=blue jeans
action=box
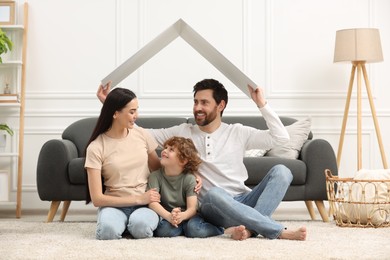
[154,215,224,237]
[96,206,159,240]
[154,218,189,237]
[200,164,293,239]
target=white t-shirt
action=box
[85,127,158,198]
[147,104,289,201]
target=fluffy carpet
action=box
[0,218,389,260]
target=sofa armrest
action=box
[300,139,338,200]
[36,139,78,201]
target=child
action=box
[147,136,202,237]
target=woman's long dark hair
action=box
[85,87,137,204]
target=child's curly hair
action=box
[163,136,202,173]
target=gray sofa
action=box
[37,116,338,222]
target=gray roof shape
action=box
[101,19,257,97]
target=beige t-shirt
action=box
[85,127,158,197]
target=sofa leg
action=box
[46,201,61,222]
[60,201,71,222]
[304,201,316,220]
[315,200,329,222]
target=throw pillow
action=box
[245,149,268,157]
[265,117,311,159]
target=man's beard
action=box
[194,110,218,126]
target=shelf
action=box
[0,201,17,206]
[0,102,20,107]
[0,152,18,157]
[0,61,23,65]
[0,25,24,30]
[0,2,28,218]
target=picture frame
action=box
[0,1,15,25]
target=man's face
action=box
[193,89,220,126]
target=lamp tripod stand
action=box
[337,61,388,170]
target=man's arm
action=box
[247,84,289,147]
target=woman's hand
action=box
[140,188,160,205]
[96,81,112,103]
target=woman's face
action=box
[115,98,139,129]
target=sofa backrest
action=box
[136,117,188,129]
[62,117,98,157]
[61,115,312,157]
[61,117,188,157]
[188,116,313,139]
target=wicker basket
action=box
[325,169,390,228]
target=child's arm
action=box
[149,202,179,227]
[149,202,171,221]
[173,195,197,225]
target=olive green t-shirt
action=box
[147,168,197,212]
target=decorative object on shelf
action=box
[333,28,388,171]
[3,82,10,93]
[0,1,15,25]
[0,27,13,62]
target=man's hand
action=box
[247,85,266,108]
[194,173,202,194]
[97,81,112,104]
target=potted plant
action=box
[0,27,13,63]
[0,123,13,151]
[0,123,14,136]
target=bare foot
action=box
[279,227,307,241]
[225,225,251,241]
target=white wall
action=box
[4,0,390,211]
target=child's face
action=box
[161,145,186,172]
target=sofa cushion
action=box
[244,157,306,186]
[69,157,87,184]
[245,149,268,157]
[266,117,311,159]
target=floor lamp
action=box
[334,28,388,170]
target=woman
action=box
[85,85,161,240]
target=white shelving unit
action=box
[0,3,28,218]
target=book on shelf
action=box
[0,94,19,103]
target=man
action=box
[97,79,306,241]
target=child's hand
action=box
[170,207,181,227]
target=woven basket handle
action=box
[325,169,334,179]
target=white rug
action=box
[1,219,389,260]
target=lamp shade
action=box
[334,28,383,63]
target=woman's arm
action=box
[87,168,160,207]
[96,82,111,103]
[148,151,161,172]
